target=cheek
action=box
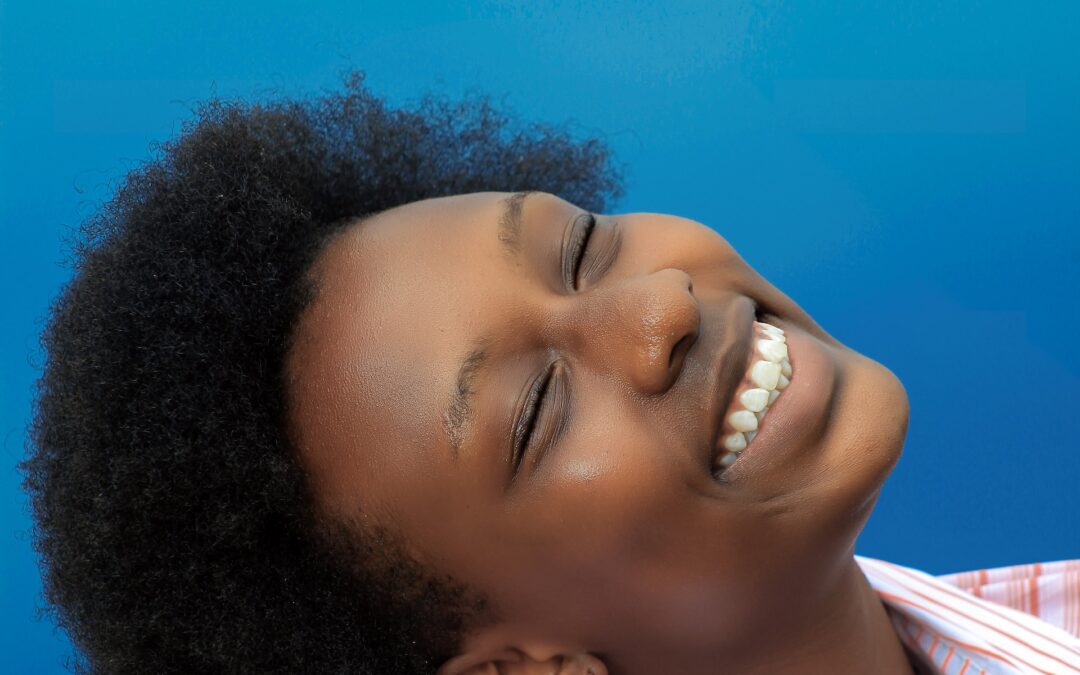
[500,377,721,580]
[495,460,775,644]
[445,411,813,644]
[498,418,717,603]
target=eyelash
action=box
[514,212,616,474]
[563,213,596,291]
[513,362,556,472]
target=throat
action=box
[617,557,923,675]
[751,557,922,675]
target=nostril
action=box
[670,334,693,371]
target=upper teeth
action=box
[716,320,792,471]
[739,388,769,412]
[750,360,781,389]
[757,339,787,363]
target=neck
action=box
[760,557,917,675]
[629,557,917,675]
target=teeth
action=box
[750,360,781,390]
[757,339,788,363]
[715,320,795,476]
[717,451,739,468]
[739,388,770,412]
[728,410,758,432]
[723,432,747,452]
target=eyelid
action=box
[519,362,571,476]
[580,217,622,283]
[530,363,571,471]
[561,213,594,291]
[511,360,556,475]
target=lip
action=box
[705,298,757,469]
[711,312,837,482]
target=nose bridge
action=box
[553,268,700,394]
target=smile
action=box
[714,321,791,470]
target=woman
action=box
[22,72,1080,674]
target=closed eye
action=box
[563,213,596,291]
[512,361,556,474]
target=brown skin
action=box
[285,192,915,674]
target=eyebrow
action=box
[442,191,533,459]
[497,190,530,258]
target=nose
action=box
[549,268,700,395]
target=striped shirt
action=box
[856,556,1080,674]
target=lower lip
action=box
[718,318,837,481]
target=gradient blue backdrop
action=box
[3,1,1078,672]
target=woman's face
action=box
[285,192,909,671]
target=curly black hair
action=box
[21,70,623,675]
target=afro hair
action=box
[21,70,623,674]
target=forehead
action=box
[283,192,532,519]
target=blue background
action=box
[2,1,1078,671]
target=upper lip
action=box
[705,298,757,469]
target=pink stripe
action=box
[880,560,1080,666]
[869,563,1059,672]
[940,645,956,668]
[1030,563,1042,618]
[874,590,1022,667]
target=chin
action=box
[856,351,910,472]
[823,349,911,535]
